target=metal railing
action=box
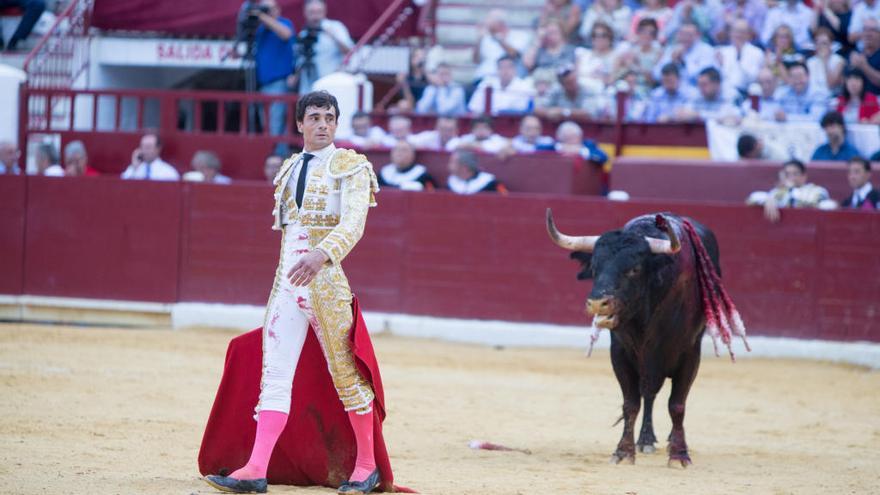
[23,0,94,89]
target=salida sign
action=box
[156,42,235,63]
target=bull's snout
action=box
[587,296,617,316]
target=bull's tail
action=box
[680,219,751,361]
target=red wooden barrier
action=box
[611,158,853,204]
[0,177,26,295]
[3,176,878,342]
[22,177,182,302]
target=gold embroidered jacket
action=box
[271,147,380,265]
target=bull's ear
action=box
[569,251,594,280]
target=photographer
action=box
[296,0,354,94]
[240,0,296,136]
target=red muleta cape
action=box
[198,298,411,492]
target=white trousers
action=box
[256,225,374,416]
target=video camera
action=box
[235,0,271,50]
[298,25,322,61]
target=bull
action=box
[546,209,749,467]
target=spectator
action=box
[523,20,577,73]
[446,116,510,153]
[643,63,698,122]
[773,62,830,122]
[535,65,604,119]
[614,18,663,94]
[246,0,295,136]
[472,10,532,82]
[579,0,632,44]
[34,142,63,176]
[509,115,556,153]
[0,141,20,174]
[377,140,437,191]
[680,67,742,122]
[410,116,459,151]
[468,56,535,115]
[807,28,846,95]
[394,44,441,109]
[531,68,558,107]
[575,21,620,93]
[663,0,725,43]
[848,0,880,51]
[744,67,783,119]
[554,120,608,165]
[185,150,231,184]
[849,17,880,95]
[812,0,853,58]
[654,22,716,86]
[747,159,831,222]
[721,0,767,44]
[264,154,283,183]
[415,63,467,116]
[296,0,354,94]
[717,19,764,97]
[737,133,789,160]
[811,111,862,161]
[446,149,507,195]
[628,0,673,43]
[761,0,816,51]
[0,0,45,51]
[537,0,583,41]
[839,157,879,209]
[836,69,880,123]
[381,115,414,147]
[764,24,806,77]
[121,133,179,181]
[63,141,99,177]
[347,111,388,149]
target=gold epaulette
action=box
[328,148,369,178]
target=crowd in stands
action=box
[4,0,880,206]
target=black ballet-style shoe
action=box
[203,474,268,493]
[337,470,380,494]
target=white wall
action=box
[0,64,27,145]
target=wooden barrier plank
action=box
[0,176,27,295]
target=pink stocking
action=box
[347,405,376,482]
[230,410,288,480]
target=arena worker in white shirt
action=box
[120,133,180,181]
[467,56,535,115]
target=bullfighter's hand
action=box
[288,250,329,287]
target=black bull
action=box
[546,209,746,467]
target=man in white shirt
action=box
[415,63,467,116]
[0,141,21,175]
[654,22,717,86]
[347,112,388,149]
[379,115,414,148]
[760,0,815,50]
[446,116,510,153]
[848,0,880,50]
[121,133,180,181]
[468,56,535,115]
[717,19,764,96]
[472,9,532,82]
[296,0,354,94]
[184,150,232,184]
[409,116,459,151]
[509,115,555,153]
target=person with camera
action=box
[120,133,179,181]
[243,0,296,137]
[296,0,354,95]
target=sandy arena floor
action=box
[0,323,878,495]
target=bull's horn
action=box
[646,215,681,255]
[546,208,598,252]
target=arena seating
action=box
[3,175,878,343]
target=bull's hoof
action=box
[667,455,692,469]
[610,452,635,465]
[638,444,656,454]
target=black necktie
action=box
[295,153,314,209]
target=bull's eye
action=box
[626,267,641,278]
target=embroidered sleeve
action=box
[317,167,372,265]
